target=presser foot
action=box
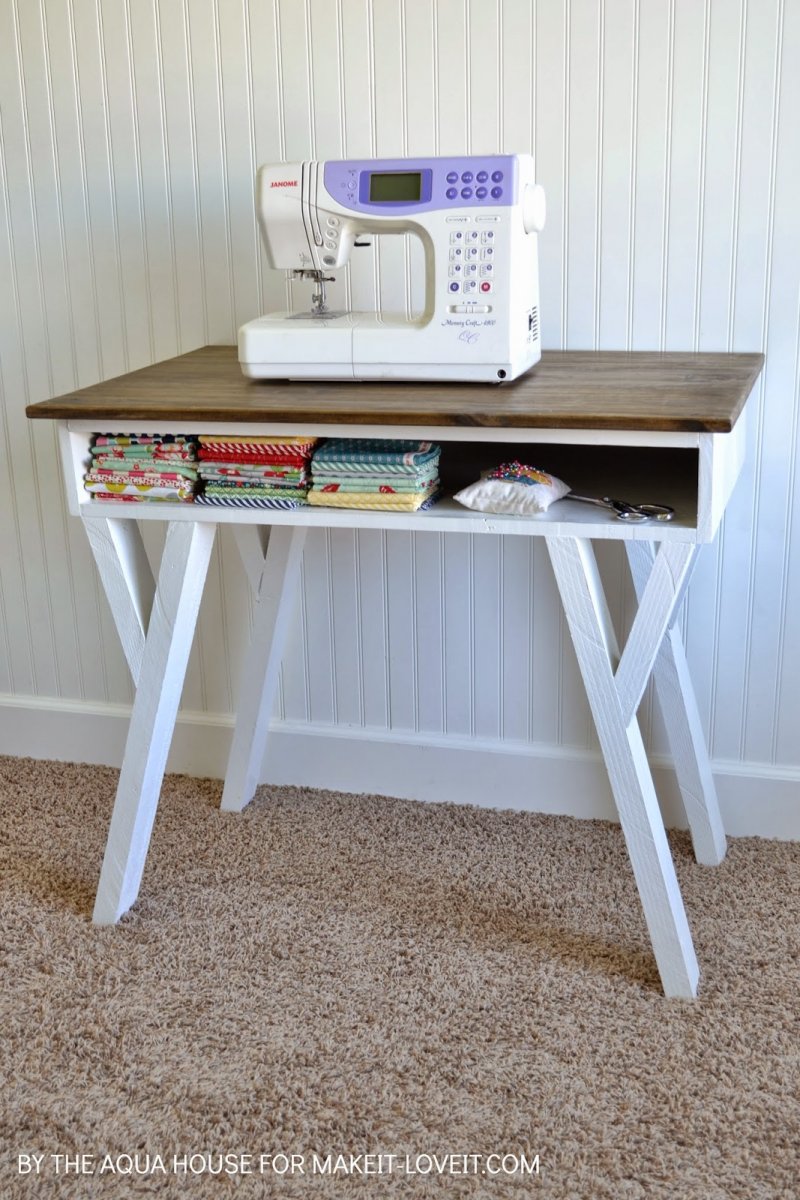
[291,268,339,317]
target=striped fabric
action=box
[198,441,316,458]
[195,493,307,510]
[198,435,317,449]
[309,459,436,475]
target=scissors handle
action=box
[603,498,674,522]
[605,498,650,522]
[567,494,674,522]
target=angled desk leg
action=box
[82,517,156,684]
[83,517,217,924]
[625,542,727,866]
[221,525,307,813]
[546,535,699,999]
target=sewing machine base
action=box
[238,312,540,383]
[240,362,525,382]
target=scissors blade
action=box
[566,493,610,510]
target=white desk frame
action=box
[56,414,747,999]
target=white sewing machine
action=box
[238,154,546,383]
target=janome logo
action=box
[270,180,298,188]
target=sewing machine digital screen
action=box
[368,171,422,202]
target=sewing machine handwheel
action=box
[523,184,546,234]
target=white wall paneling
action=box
[1,1,799,832]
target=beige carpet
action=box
[1,755,798,1198]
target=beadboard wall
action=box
[1,0,799,836]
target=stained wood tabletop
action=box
[26,346,764,432]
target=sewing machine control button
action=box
[446,171,458,183]
[476,187,488,200]
[480,264,493,276]
[449,232,463,242]
[324,240,337,251]
[463,280,478,292]
[491,186,503,199]
[450,304,491,313]
[449,248,463,260]
[446,215,471,223]
[480,231,494,242]
[323,255,336,266]
[480,281,493,293]
[461,171,473,183]
[446,187,458,200]
[449,281,460,293]
[476,170,489,183]
[461,187,473,199]
[466,230,480,240]
[475,215,500,222]
[465,247,479,260]
[491,170,504,182]
[481,247,494,259]
[327,216,340,226]
[464,264,478,276]
[448,265,462,276]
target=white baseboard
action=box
[1,693,798,840]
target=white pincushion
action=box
[453,463,570,516]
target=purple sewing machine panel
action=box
[323,155,519,214]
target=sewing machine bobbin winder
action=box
[238,154,546,383]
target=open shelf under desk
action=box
[73,453,700,544]
[62,426,730,543]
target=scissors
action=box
[567,493,675,523]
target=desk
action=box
[27,347,764,998]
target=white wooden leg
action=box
[547,536,699,999]
[614,542,699,725]
[92,521,216,924]
[221,525,307,813]
[231,524,271,595]
[83,517,155,684]
[626,541,727,866]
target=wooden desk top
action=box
[26,346,764,433]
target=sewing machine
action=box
[238,154,546,383]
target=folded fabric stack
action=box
[84,434,199,503]
[308,439,441,511]
[195,435,318,509]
